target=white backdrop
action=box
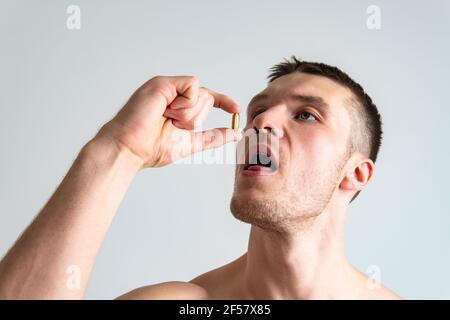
[0,0,449,299]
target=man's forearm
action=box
[0,135,143,299]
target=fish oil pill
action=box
[232,113,240,131]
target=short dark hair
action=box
[268,56,383,202]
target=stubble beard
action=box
[230,159,346,234]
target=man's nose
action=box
[251,107,284,139]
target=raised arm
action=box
[0,76,241,299]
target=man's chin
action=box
[229,194,286,232]
[229,190,327,234]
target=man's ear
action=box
[340,158,375,193]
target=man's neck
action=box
[238,207,362,299]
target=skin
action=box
[0,73,401,300]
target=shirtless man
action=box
[0,57,401,299]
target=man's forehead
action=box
[250,72,353,107]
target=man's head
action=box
[230,56,382,233]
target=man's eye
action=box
[295,111,317,121]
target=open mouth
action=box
[243,143,278,173]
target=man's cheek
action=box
[306,136,340,168]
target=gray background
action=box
[1,0,449,299]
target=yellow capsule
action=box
[232,113,240,131]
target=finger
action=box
[169,96,192,110]
[172,119,187,130]
[183,92,214,129]
[190,128,243,154]
[164,89,212,128]
[163,102,199,121]
[203,87,241,114]
[167,76,200,109]
[169,85,209,111]
[169,103,210,130]
[192,98,213,127]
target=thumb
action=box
[190,128,242,154]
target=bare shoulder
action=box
[116,281,209,300]
[367,285,403,300]
[356,271,403,300]
[115,259,238,300]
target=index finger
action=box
[203,87,241,114]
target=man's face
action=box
[230,72,354,233]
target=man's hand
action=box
[97,76,242,168]
[0,75,241,299]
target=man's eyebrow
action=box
[289,94,329,110]
[247,93,329,115]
